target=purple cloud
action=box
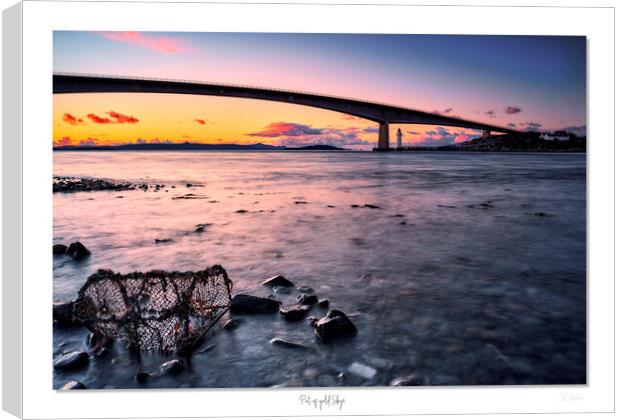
[504,106,522,114]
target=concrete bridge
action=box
[53,73,518,150]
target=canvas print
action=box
[52,32,586,390]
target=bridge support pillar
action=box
[482,129,491,139]
[377,122,390,150]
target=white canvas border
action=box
[12,1,614,418]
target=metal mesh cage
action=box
[74,265,232,353]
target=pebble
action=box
[59,380,87,390]
[347,362,377,379]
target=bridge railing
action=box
[52,71,428,114]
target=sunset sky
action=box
[53,32,586,149]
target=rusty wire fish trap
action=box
[74,265,232,353]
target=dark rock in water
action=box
[66,241,90,260]
[280,305,311,321]
[53,244,68,255]
[136,371,151,383]
[270,337,310,350]
[294,201,308,204]
[273,286,292,295]
[297,285,315,294]
[54,351,89,371]
[160,359,185,375]
[390,214,405,218]
[60,380,86,390]
[351,204,360,208]
[235,209,248,213]
[230,294,280,314]
[390,374,426,386]
[53,301,79,327]
[314,309,357,343]
[364,204,381,209]
[261,275,294,288]
[318,299,330,308]
[297,294,318,305]
[307,316,319,325]
[533,212,552,217]
[400,221,407,225]
[222,318,241,330]
[155,238,172,244]
[195,223,212,232]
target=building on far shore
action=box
[540,131,571,141]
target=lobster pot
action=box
[74,265,232,352]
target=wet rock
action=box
[307,316,319,325]
[54,351,89,371]
[270,337,310,350]
[351,204,360,208]
[273,286,292,295]
[294,201,308,204]
[261,275,294,288]
[235,209,248,213]
[66,241,91,260]
[390,214,405,218]
[297,294,318,305]
[230,294,280,314]
[399,221,407,225]
[160,359,185,375]
[136,371,151,383]
[155,238,172,244]
[53,301,79,327]
[533,212,553,217]
[53,244,68,255]
[280,305,311,321]
[60,380,86,390]
[318,299,330,308]
[347,362,377,380]
[364,204,381,209]
[297,285,315,294]
[314,309,357,343]
[390,373,426,386]
[194,223,212,232]
[222,318,241,330]
[53,176,136,193]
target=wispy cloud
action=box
[97,31,189,54]
[62,113,84,125]
[504,106,522,114]
[519,122,543,132]
[87,111,139,124]
[194,118,207,125]
[484,110,496,118]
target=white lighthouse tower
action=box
[396,128,403,149]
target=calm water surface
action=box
[53,151,586,388]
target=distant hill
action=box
[400,131,586,152]
[453,132,586,152]
[53,142,345,151]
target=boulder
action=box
[297,294,318,305]
[59,380,86,390]
[318,299,330,308]
[279,305,310,321]
[297,285,315,294]
[230,294,280,314]
[66,241,91,260]
[160,359,185,375]
[314,309,357,343]
[53,244,68,255]
[53,301,79,327]
[54,351,89,371]
[261,275,294,288]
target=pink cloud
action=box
[97,31,188,54]
[54,136,73,147]
[194,118,207,125]
[246,122,323,138]
[107,111,139,124]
